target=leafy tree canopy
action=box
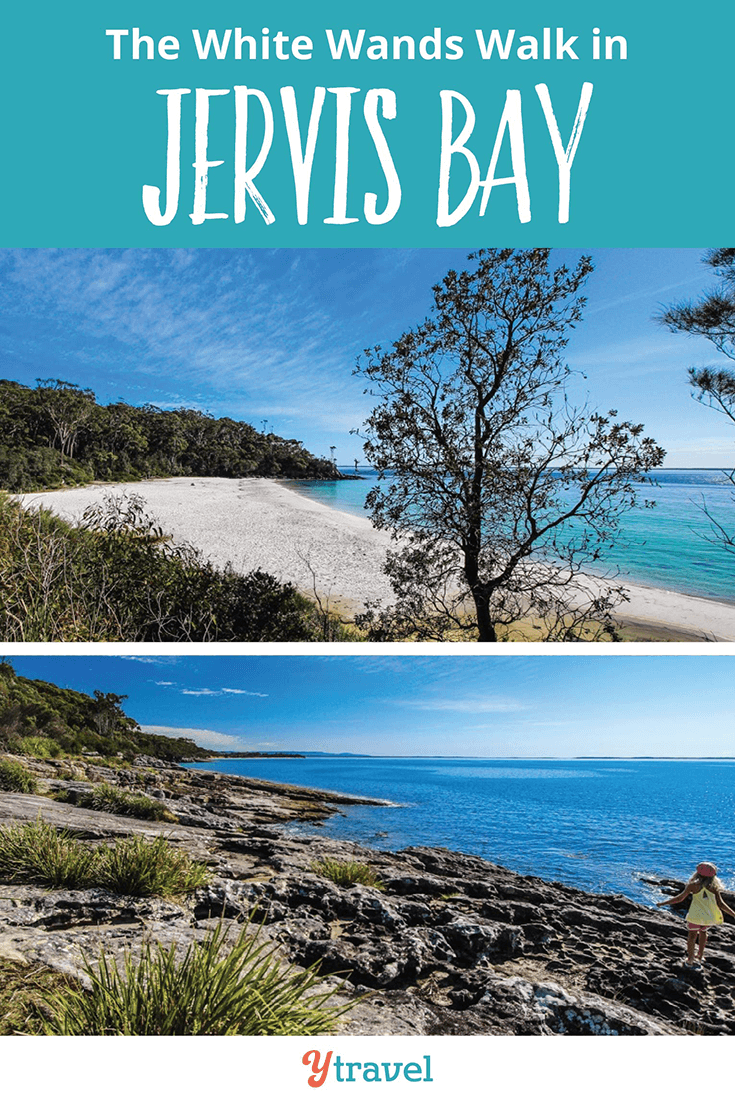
[0,660,210,761]
[659,248,735,553]
[0,378,339,492]
[356,248,665,641]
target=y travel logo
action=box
[303,1051,434,1088]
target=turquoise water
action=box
[188,757,735,905]
[283,469,735,603]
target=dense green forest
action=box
[0,660,212,761]
[0,378,339,492]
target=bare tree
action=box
[355,249,665,641]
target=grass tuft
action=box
[0,961,77,1036]
[311,858,384,890]
[41,921,347,1035]
[0,818,97,888]
[97,834,208,897]
[16,736,61,760]
[56,782,176,823]
[0,757,37,793]
[0,818,208,896]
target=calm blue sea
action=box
[187,757,735,905]
[282,468,735,603]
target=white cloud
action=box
[180,687,268,698]
[221,688,268,697]
[141,725,248,750]
[584,275,705,318]
[0,249,364,428]
[120,656,179,665]
[401,697,526,714]
[154,681,175,686]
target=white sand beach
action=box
[20,477,397,611]
[19,477,735,641]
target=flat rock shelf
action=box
[1,756,733,1036]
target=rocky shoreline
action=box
[1,754,734,1036]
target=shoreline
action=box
[2,752,735,1035]
[18,475,735,641]
[284,476,735,612]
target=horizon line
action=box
[201,754,735,762]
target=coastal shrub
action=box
[0,443,94,496]
[57,783,176,823]
[311,858,384,890]
[16,736,62,760]
[0,492,345,643]
[0,758,37,793]
[96,835,208,897]
[0,819,207,896]
[41,921,347,1035]
[0,819,97,888]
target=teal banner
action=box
[1,0,732,245]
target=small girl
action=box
[657,861,735,965]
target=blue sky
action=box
[7,655,734,758]
[0,248,732,466]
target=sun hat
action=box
[697,861,717,878]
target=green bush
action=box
[311,858,384,890]
[0,443,92,495]
[0,758,37,794]
[57,783,175,823]
[0,493,347,642]
[40,921,346,1035]
[0,819,208,897]
[17,736,61,760]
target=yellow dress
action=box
[687,887,724,926]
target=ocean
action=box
[283,468,735,604]
[187,757,735,906]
